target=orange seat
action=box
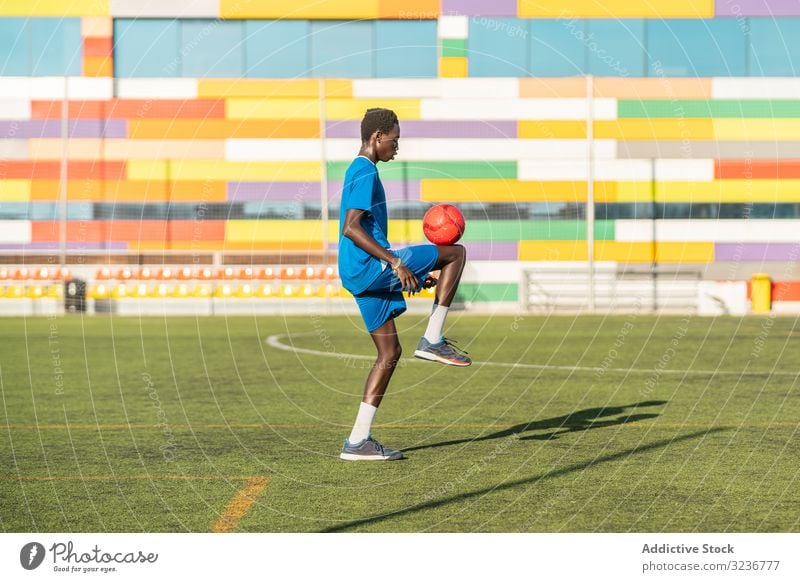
[138,267,155,280]
[13,268,30,280]
[198,267,214,280]
[258,267,277,280]
[157,267,174,280]
[96,267,112,280]
[0,268,10,280]
[281,266,298,280]
[177,267,193,280]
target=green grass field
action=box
[1,313,798,532]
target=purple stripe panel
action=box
[326,120,517,139]
[462,242,518,260]
[441,0,517,16]
[229,181,421,202]
[715,243,800,262]
[228,182,321,202]
[715,0,800,16]
[0,243,128,250]
[0,120,127,139]
[327,180,421,202]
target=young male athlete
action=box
[338,108,470,462]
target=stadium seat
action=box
[256,284,275,298]
[192,285,212,298]
[111,284,128,299]
[89,284,110,299]
[133,284,149,298]
[150,284,170,298]
[172,284,190,298]
[177,267,193,280]
[13,268,30,280]
[96,267,112,280]
[214,284,233,298]
[198,268,214,280]
[26,286,44,299]
[258,267,277,280]
[47,285,63,299]
[117,268,134,281]
[235,284,254,298]
[138,268,155,280]
[5,286,24,298]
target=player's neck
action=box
[358,145,378,165]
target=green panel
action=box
[326,161,517,180]
[454,283,518,303]
[619,100,800,118]
[462,220,615,242]
[441,38,467,58]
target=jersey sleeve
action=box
[344,167,376,212]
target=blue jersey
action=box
[338,156,390,295]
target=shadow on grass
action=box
[402,400,668,452]
[322,427,727,533]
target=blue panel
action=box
[749,18,800,76]
[30,18,81,76]
[375,20,437,78]
[530,19,586,77]
[0,18,29,76]
[114,20,179,77]
[469,18,529,77]
[586,19,645,77]
[646,19,747,77]
[181,20,244,78]
[310,21,373,78]
[245,20,309,78]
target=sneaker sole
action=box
[413,350,472,367]
[340,452,403,461]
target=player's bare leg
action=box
[415,245,471,366]
[340,318,404,460]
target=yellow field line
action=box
[210,477,270,533]
[0,475,259,482]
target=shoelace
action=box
[441,337,469,356]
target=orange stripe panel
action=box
[30,100,225,119]
[168,221,225,241]
[593,78,712,99]
[4,161,125,180]
[82,57,113,77]
[83,37,112,57]
[170,181,227,202]
[378,0,438,18]
[32,221,106,243]
[715,160,800,179]
[773,282,800,302]
[128,119,320,139]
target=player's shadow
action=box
[402,400,667,453]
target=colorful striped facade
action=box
[1,1,799,311]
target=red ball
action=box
[423,204,466,246]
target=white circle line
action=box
[265,333,799,378]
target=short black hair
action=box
[360,108,398,143]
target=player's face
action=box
[377,124,400,162]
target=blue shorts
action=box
[354,245,439,332]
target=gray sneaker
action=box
[340,435,404,461]
[414,336,472,367]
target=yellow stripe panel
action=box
[519,241,714,263]
[127,160,168,181]
[227,220,324,243]
[595,119,714,140]
[0,180,30,202]
[220,0,379,19]
[0,0,109,16]
[713,119,800,141]
[655,242,715,263]
[169,160,321,181]
[518,0,714,18]
[518,120,587,138]
[198,79,351,98]
[440,57,468,78]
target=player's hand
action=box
[422,275,438,289]
[395,265,418,295]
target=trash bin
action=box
[64,278,86,313]
[751,273,771,314]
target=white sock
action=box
[348,402,378,444]
[424,303,449,343]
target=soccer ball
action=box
[423,204,466,246]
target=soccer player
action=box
[338,108,471,462]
